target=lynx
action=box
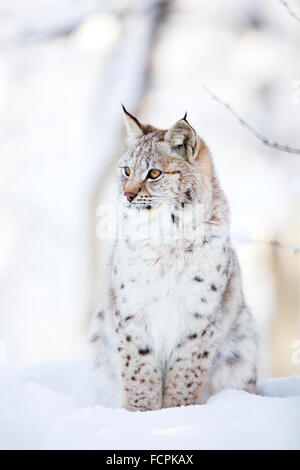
[90,108,258,411]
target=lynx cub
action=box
[91,108,258,411]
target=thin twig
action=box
[279,0,300,25]
[254,238,300,254]
[202,85,300,155]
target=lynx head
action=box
[118,107,211,210]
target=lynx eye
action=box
[124,167,131,177]
[147,169,161,180]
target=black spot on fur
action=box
[216,265,221,271]
[226,352,241,365]
[171,213,180,226]
[185,190,192,202]
[90,333,100,343]
[211,284,217,291]
[198,351,209,359]
[125,315,134,321]
[126,335,132,342]
[201,297,207,303]
[131,376,136,381]
[146,205,151,210]
[194,275,204,282]
[247,378,256,385]
[188,333,197,340]
[120,284,124,289]
[139,347,151,355]
[194,312,203,319]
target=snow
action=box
[0,359,299,450]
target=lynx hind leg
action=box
[89,307,106,365]
[210,317,258,396]
[89,308,119,407]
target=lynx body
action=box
[90,110,258,411]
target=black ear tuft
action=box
[122,105,144,142]
[183,112,188,122]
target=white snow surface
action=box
[0,359,299,450]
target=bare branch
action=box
[279,0,300,25]
[202,85,300,155]
[0,2,107,49]
[254,238,300,254]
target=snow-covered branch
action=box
[202,85,300,155]
[255,239,300,254]
[279,0,300,25]
[0,1,107,48]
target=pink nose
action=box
[124,192,137,202]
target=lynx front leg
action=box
[116,314,162,411]
[163,322,217,408]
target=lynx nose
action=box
[124,192,137,202]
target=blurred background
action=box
[0,0,299,378]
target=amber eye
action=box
[148,169,161,180]
[124,167,131,177]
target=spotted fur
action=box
[90,111,258,411]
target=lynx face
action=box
[118,109,203,209]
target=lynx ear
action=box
[165,114,196,160]
[122,105,144,143]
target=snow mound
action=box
[0,360,299,450]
